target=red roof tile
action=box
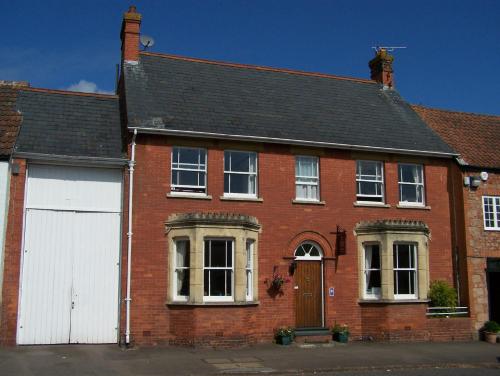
[412,105,500,169]
[0,82,26,158]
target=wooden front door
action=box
[294,261,323,328]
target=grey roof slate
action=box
[124,53,455,156]
[15,89,125,160]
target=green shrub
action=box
[483,321,500,333]
[428,280,457,308]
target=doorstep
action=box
[295,327,331,344]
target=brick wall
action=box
[461,168,500,332]
[120,134,458,345]
[0,159,26,345]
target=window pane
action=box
[176,240,189,267]
[357,161,382,180]
[176,269,190,296]
[359,181,379,196]
[229,151,250,172]
[204,270,209,296]
[396,244,411,268]
[248,175,256,194]
[396,270,411,294]
[399,164,421,183]
[249,153,257,173]
[176,170,201,187]
[296,185,307,199]
[295,246,306,257]
[224,152,230,171]
[227,241,233,266]
[367,270,381,292]
[366,245,380,269]
[226,271,232,295]
[224,173,230,193]
[310,246,320,257]
[204,240,210,267]
[210,240,227,267]
[228,174,250,194]
[210,270,228,296]
[178,148,200,165]
[400,184,418,203]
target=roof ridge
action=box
[412,104,500,120]
[140,51,376,84]
[20,87,118,99]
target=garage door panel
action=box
[26,164,122,212]
[18,209,73,345]
[18,164,122,345]
[70,212,120,344]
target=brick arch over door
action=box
[286,231,333,258]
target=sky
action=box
[1,0,499,115]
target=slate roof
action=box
[0,83,25,159]
[123,52,455,157]
[412,105,500,169]
[15,88,125,160]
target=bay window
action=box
[174,239,190,301]
[204,239,234,301]
[364,244,381,299]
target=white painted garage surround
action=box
[17,164,123,345]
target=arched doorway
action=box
[294,242,324,328]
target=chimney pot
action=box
[369,48,395,88]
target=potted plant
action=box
[275,327,294,345]
[332,323,349,343]
[483,321,500,344]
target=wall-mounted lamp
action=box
[470,176,481,188]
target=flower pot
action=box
[333,332,349,343]
[485,332,498,344]
[278,335,292,345]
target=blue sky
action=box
[2,0,499,115]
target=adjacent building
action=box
[413,106,500,334]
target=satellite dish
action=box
[140,34,155,50]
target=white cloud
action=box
[66,80,113,94]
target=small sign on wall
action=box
[329,287,335,297]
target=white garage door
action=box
[17,164,122,344]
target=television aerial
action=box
[140,35,155,50]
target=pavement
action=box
[0,341,499,376]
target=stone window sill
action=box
[220,196,263,202]
[353,202,391,208]
[358,299,430,305]
[167,193,212,200]
[166,300,260,307]
[397,204,431,210]
[292,200,326,206]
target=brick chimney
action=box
[369,48,394,88]
[121,6,142,63]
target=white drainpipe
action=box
[125,129,137,345]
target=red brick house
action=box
[116,7,469,346]
[0,6,477,346]
[413,106,500,336]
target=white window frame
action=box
[393,243,418,300]
[223,150,258,198]
[398,163,425,206]
[173,238,190,302]
[245,240,254,301]
[294,241,323,261]
[483,196,500,231]
[356,160,385,203]
[295,155,320,201]
[363,243,381,299]
[171,146,207,195]
[203,238,234,302]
